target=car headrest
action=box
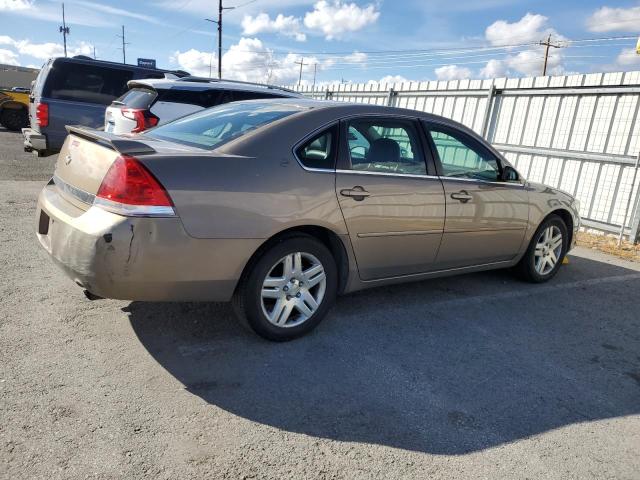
[366,137,400,164]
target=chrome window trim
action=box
[335,169,440,180]
[53,174,95,205]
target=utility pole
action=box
[117,25,129,64]
[205,1,235,79]
[59,3,70,57]
[295,58,306,87]
[92,45,96,59]
[312,63,317,88]
[539,34,562,76]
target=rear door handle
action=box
[340,186,370,201]
[451,190,473,203]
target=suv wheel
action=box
[233,235,337,341]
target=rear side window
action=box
[156,89,220,108]
[44,63,133,105]
[230,90,284,102]
[295,125,338,170]
[147,102,300,150]
[113,88,157,109]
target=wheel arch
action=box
[236,225,351,296]
[546,208,575,246]
[0,100,28,112]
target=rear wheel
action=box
[233,235,338,341]
[515,215,568,283]
[0,108,28,131]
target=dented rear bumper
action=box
[36,183,261,302]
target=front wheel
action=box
[515,215,568,283]
[233,235,338,341]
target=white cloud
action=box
[241,13,306,41]
[485,13,562,46]
[304,0,380,40]
[478,13,567,79]
[479,59,507,78]
[616,48,640,66]
[0,0,32,10]
[0,48,19,65]
[0,35,93,61]
[343,51,367,63]
[368,75,409,85]
[170,48,215,77]
[587,6,640,33]
[171,37,319,85]
[435,64,472,81]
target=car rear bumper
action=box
[36,183,261,302]
[22,127,47,153]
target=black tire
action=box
[0,108,28,131]
[515,214,568,283]
[232,235,338,341]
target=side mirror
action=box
[502,165,519,182]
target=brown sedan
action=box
[36,100,580,340]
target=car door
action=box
[335,116,446,281]
[423,121,529,269]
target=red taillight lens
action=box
[96,155,172,207]
[121,108,159,133]
[36,102,48,127]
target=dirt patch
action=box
[577,231,640,262]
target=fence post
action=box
[481,83,497,140]
[387,87,397,107]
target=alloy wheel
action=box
[534,225,563,276]
[260,252,327,328]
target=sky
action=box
[1,0,640,86]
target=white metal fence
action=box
[291,71,640,242]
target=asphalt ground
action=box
[1,127,639,479]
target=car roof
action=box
[127,77,301,96]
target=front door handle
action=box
[451,190,473,203]
[340,186,370,201]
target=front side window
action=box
[147,102,300,149]
[428,125,501,181]
[295,125,337,170]
[346,119,426,175]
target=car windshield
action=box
[146,102,301,150]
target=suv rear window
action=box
[147,102,299,150]
[113,88,157,109]
[44,63,133,105]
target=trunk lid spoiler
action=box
[65,125,156,155]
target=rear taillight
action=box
[94,155,174,217]
[121,108,159,133]
[36,102,48,127]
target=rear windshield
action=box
[113,87,157,109]
[43,62,134,105]
[146,102,300,150]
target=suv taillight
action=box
[121,108,159,133]
[36,102,48,127]
[94,155,174,217]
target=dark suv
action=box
[23,56,184,156]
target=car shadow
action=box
[125,254,640,455]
